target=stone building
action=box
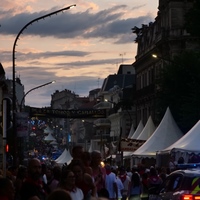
[133,0,198,125]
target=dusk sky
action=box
[0,0,158,107]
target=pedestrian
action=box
[69,159,97,199]
[48,165,62,192]
[119,166,131,200]
[105,164,118,200]
[129,169,141,200]
[20,158,48,200]
[14,165,27,200]
[81,151,93,176]
[114,169,124,200]
[0,177,15,200]
[71,145,84,160]
[58,168,84,200]
[90,150,106,196]
[147,167,162,190]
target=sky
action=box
[0,0,158,108]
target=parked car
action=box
[149,164,200,200]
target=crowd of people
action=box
[0,145,173,200]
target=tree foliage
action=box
[185,0,200,37]
[156,51,200,133]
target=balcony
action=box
[94,118,111,127]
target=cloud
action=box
[0,1,156,107]
[0,5,154,42]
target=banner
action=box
[120,138,145,152]
[29,107,107,118]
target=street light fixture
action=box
[11,4,76,165]
[20,80,56,111]
[152,54,177,65]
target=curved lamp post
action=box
[12,4,76,165]
[20,80,56,111]
[12,4,76,111]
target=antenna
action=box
[119,53,126,64]
[97,78,100,88]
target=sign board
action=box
[16,112,29,137]
[29,107,107,118]
[120,138,145,152]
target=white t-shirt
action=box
[105,172,117,198]
[116,176,124,198]
[69,187,84,200]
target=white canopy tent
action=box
[127,124,135,138]
[123,121,145,159]
[55,149,72,165]
[132,108,183,159]
[44,126,53,134]
[136,116,156,140]
[157,119,200,163]
[44,133,56,141]
[130,120,144,139]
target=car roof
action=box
[171,168,200,176]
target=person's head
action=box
[16,165,27,179]
[0,177,15,200]
[91,150,102,166]
[119,166,126,175]
[69,159,84,182]
[27,158,42,180]
[72,145,83,160]
[131,172,140,186]
[52,166,62,181]
[149,167,158,176]
[105,164,112,174]
[60,169,75,187]
[81,151,91,166]
[47,189,72,200]
[46,166,53,180]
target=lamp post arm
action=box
[12,4,76,110]
[20,81,55,111]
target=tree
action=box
[156,51,200,133]
[185,0,200,37]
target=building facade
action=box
[133,0,198,125]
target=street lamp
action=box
[152,54,176,65]
[20,80,56,111]
[12,4,76,111]
[11,4,76,165]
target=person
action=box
[69,159,97,199]
[168,156,177,172]
[188,153,199,163]
[47,189,72,200]
[90,150,106,196]
[81,151,93,176]
[14,165,27,200]
[48,165,62,192]
[115,169,124,200]
[20,158,48,200]
[58,168,84,200]
[147,167,162,190]
[119,166,131,200]
[129,170,141,200]
[140,172,149,200]
[177,156,185,164]
[71,145,84,160]
[105,164,118,200]
[0,177,15,200]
